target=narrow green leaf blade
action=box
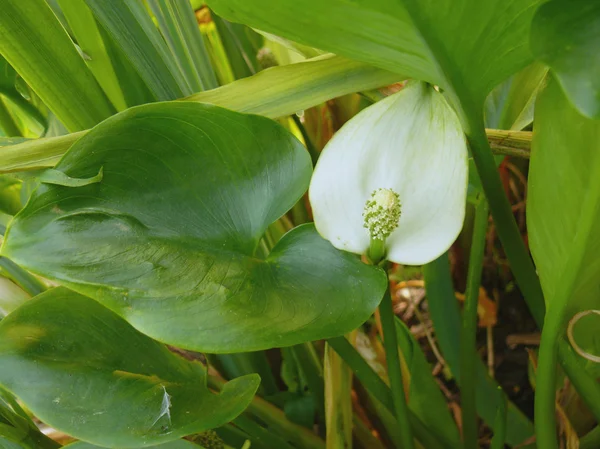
[85,0,189,100]
[0,55,399,173]
[0,287,259,448]
[2,103,386,352]
[64,440,202,449]
[58,0,128,111]
[0,0,114,131]
[531,0,600,119]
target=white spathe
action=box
[308,82,468,265]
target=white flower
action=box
[308,82,468,265]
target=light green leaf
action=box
[207,0,544,116]
[85,0,190,100]
[148,0,218,91]
[58,0,128,111]
[38,167,103,187]
[2,102,386,352]
[528,77,600,319]
[0,0,114,131]
[485,62,548,131]
[64,440,202,449]
[0,287,259,448]
[395,319,462,448]
[0,176,21,216]
[530,0,600,119]
[0,55,398,173]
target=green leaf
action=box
[58,0,129,111]
[423,254,534,446]
[530,0,600,119]
[2,102,386,352]
[528,77,600,322]
[485,61,548,130]
[0,287,259,448]
[0,55,398,172]
[85,0,190,100]
[395,319,462,448]
[207,0,543,115]
[0,55,17,95]
[38,166,103,187]
[0,0,115,131]
[212,15,263,79]
[64,440,202,449]
[0,176,21,216]
[148,0,218,91]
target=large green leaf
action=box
[207,0,543,114]
[0,55,398,173]
[0,0,114,131]
[0,288,258,448]
[528,77,600,323]
[530,0,600,119]
[2,102,386,352]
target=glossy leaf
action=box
[0,0,114,131]
[531,0,600,118]
[395,319,462,448]
[529,78,600,320]
[0,55,398,174]
[84,0,189,100]
[0,288,259,448]
[2,102,386,352]
[207,0,544,112]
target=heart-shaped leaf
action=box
[0,287,258,448]
[2,102,386,352]
[207,0,544,111]
[530,0,600,119]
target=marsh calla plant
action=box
[309,82,469,265]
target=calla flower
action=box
[308,82,468,265]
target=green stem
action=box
[327,336,449,449]
[459,198,488,449]
[292,115,320,166]
[291,342,325,420]
[0,97,21,137]
[535,314,561,449]
[0,257,46,296]
[466,121,545,326]
[379,282,414,449]
[490,388,507,449]
[233,414,296,449]
[368,239,386,265]
[467,118,600,424]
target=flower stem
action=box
[490,387,507,449]
[368,238,386,264]
[379,280,414,449]
[460,197,489,449]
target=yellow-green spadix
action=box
[308,82,468,265]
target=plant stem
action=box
[233,414,297,449]
[327,336,449,449]
[0,96,21,137]
[490,388,507,449]
[460,197,488,449]
[0,257,46,296]
[291,342,325,419]
[379,282,414,449]
[466,121,546,326]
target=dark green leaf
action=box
[2,102,386,352]
[0,287,258,448]
[64,440,202,449]
[531,0,600,118]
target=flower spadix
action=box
[309,82,468,265]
